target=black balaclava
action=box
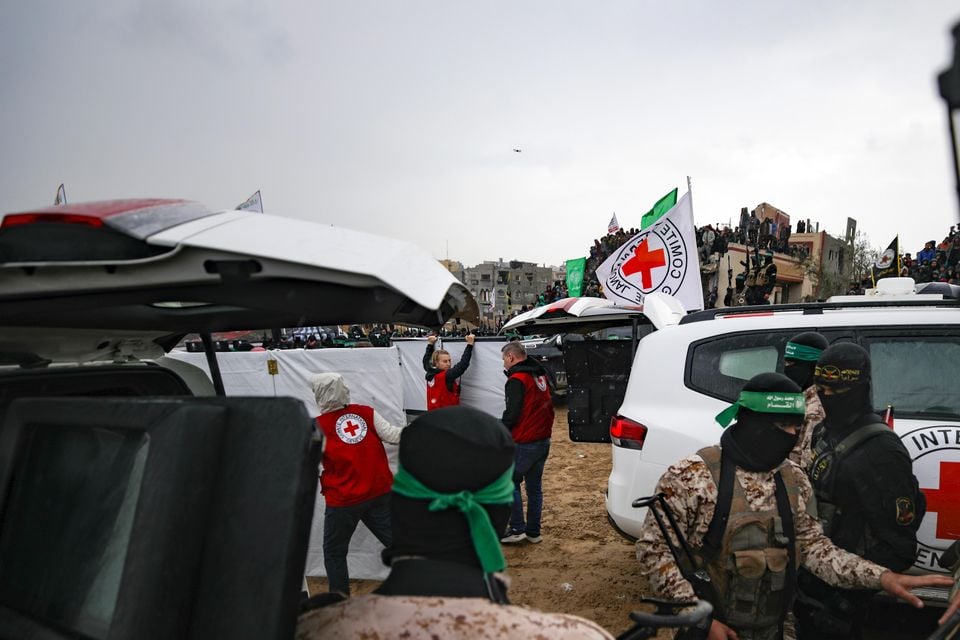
[783,331,829,389]
[814,343,873,429]
[721,372,802,472]
[385,406,515,569]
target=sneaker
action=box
[500,531,527,544]
[525,534,543,544]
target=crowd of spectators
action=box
[535,280,570,306]
[899,227,960,284]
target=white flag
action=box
[54,184,66,206]
[607,213,620,234]
[237,190,263,213]
[596,191,703,311]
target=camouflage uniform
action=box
[788,386,825,472]
[636,453,886,637]
[296,593,615,639]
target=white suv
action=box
[505,282,960,596]
[606,282,960,589]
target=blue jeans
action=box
[323,492,392,595]
[508,439,550,537]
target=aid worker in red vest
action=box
[499,341,555,545]
[422,334,475,410]
[311,372,403,596]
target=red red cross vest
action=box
[509,372,554,444]
[426,370,461,410]
[316,404,393,507]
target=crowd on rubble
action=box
[898,226,960,284]
[576,209,810,301]
[844,226,960,294]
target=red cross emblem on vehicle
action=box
[922,460,960,540]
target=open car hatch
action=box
[0,199,478,364]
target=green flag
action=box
[640,188,678,230]
[566,257,586,297]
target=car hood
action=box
[502,293,686,336]
[0,200,478,363]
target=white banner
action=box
[596,191,703,312]
[166,339,509,580]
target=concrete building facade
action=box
[462,259,554,329]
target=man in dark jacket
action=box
[499,341,555,544]
[795,343,926,639]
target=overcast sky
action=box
[2,2,958,267]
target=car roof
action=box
[0,199,477,362]
[501,292,686,336]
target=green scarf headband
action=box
[392,463,515,573]
[715,390,806,428]
[784,341,823,362]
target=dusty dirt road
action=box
[309,404,945,638]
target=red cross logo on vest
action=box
[922,460,960,540]
[335,413,368,444]
[621,239,666,289]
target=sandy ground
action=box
[308,403,945,638]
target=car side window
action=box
[687,330,796,401]
[860,333,960,419]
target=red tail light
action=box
[1,213,104,228]
[610,415,647,449]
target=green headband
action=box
[784,341,823,362]
[715,390,806,428]
[391,463,515,574]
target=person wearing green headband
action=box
[636,372,952,640]
[782,331,828,470]
[297,406,614,639]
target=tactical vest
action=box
[696,446,800,639]
[808,420,891,540]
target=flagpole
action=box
[896,235,901,276]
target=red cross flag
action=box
[596,191,703,311]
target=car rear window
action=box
[863,335,960,419]
[687,330,796,400]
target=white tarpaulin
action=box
[393,338,507,415]
[167,338,508,581]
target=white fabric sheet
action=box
[167,340,508,581]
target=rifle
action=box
[631,494,718,639]
[617,599,713,640]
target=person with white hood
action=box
[310,372,404,596]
